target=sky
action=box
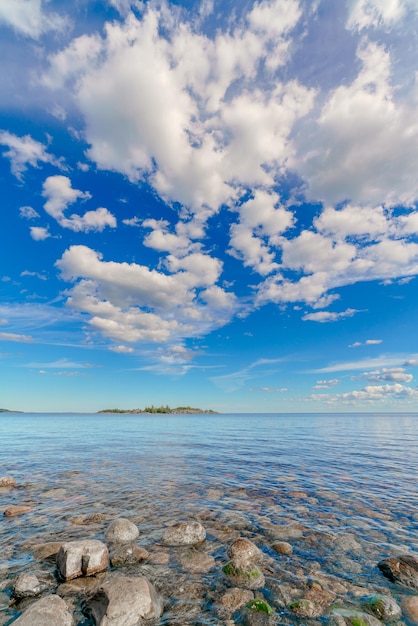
[1,0,418,413]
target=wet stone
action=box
[86,576,163,625]
[378,554,418,590]
[57,540,109,581]
[179,550,216,573]
[331,606,384,625]
[4,505,34,517]
[227,538,262,564]
[0,477,16,488]
[364,594,402,621]
[32,541,63,560]
[222,560,265,590]
[162,521,206,546]
[271,541,293,555]
[288,598,320,618]
[57,572,106,597]
[218,588,254,616]
[12,573,48,599]
[109,544,149,567]
[148,551,170,564]
[401,595,418,624]
[69,513,106,526]
[105,518,139,544]
[12,594,74,626]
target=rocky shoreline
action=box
[1,475,418,626]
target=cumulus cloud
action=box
[297,41,418,208]
[313,379,340,389]
[0,131,64,180]
[56,245,237,346]
[30,226,51,241]
[42,176,116,232]
[0,0,68,38]
[346,0,407,31]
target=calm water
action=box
[0,412,417,624]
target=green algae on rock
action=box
[246,599,273,614]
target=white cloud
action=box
[315,354,418,373]
[313,379,340,389]
[21,270,47,281]
[349,338,382,347]
[339,383,418,402]
[43,2,312,224]
[20,206,40,220]
[109,345,135,353]
[30,226,51,241]
[0,131,64,180]
[302,308,359,323]
[360,367,413,383]
[0,331,33,343]
[211,357,285,392]
[56,245,237,345]
[42,175,116,232]
[0,0,68,38]
[297,41,418,208]
[346,0,407,31]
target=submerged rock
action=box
[378,554,418,590]
[227,538,262,564]
[331,606,384,625]
[4,505,34,517]
[12,594,74,625]
[288,598,319,618]
[364,594,402,621]
[0,476,16,488]
[401,595,418,624]
[86,576,163,625]
[32,542,63,561]
[105,518,139,544]
[12,573,48,599]
[179,550,215,573]
[271,541,293,555]
[57,540,109,581]
[162,521,206,546]
[222,560,265,590]
[109,544,149,567]
[218,588,254,616]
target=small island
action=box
[98,405,218,414]
[0,408,22,413]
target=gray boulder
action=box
[87,576,163,625]
[105,518,139,544]
[12,594,73,625]
[12,573,48,599]
[227,538,262,564]
[57,540,109,581]
[162,521,206,546]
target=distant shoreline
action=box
[98,406,218,415]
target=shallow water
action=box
[0,412,417,624]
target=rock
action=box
[0,476,16,487]
[179,551,216,573]
[246,599,273,615]
[57,540,109,581]
[218,588,254,616]
[4,505,34,517]
[32,542,63,560]
[12,573,48,599]
[288,598,319,618]
[227,538,262,564]
[57,573,106,597]
[401,595,418,624]
[364,594,402,621]
[69,513,106,526]
[87,576,163,625]
[378,555,418,590]
[162,521,206,546]
[222,560,265,590]
[271,541,293,555]
[148,551,170,564]
[331,606,384,625]
[12,594,74,625]
[109,544,149,567]
[105,518,139,543]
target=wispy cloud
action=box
[314,354,418,374]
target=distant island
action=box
[0,408,22,413]
[98,405,218,414]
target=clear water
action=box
[0,412,417,624]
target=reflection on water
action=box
[0,412,417,624]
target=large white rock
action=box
[105,518,139,544]
[87,576,163,626]
[162,521,206,546]
[12,594,74,625]
[57,540,109,581]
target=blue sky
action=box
[1,0,418,412]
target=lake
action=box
[0,412,417,624]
